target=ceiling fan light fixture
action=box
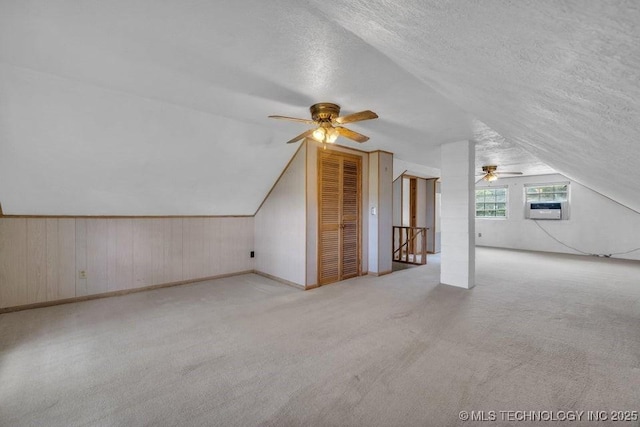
[269,103,377,145]
[312,127,326,142]
[485,172,498,182]
[325,127,339,143]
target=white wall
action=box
[415,177,427,252]
[476,173,640,261]
[425,178,441,253]
[392,177,402,226]
[0,216,254,309]
[254,144,307,286]
[416,178,427,228]
[402,177,410,226]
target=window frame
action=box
[524,182,570,204]
[475,185,509,219]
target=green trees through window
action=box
[475,187,507,218]
[525,184,568,202]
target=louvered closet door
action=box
[319,155,341,284]
[318,151,361,285]
[341,157,359,279]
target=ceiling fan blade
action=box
[336,126,369,143]
[475,177,486,184]
[334,110,378,124]
[285,129,313,144]
[268,115,316,125]
[495,172,523,175]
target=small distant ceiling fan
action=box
[476,165,523,183]
[269,103,378,145]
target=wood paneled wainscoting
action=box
[0,217,254,311]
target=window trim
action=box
[523,181,570,204]
[475,185,509,220]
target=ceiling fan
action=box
[269,103,378,145]
[476,165,523,183]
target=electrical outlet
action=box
[78,270,87,279]
[478,232,482,237]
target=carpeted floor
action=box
[1,248,639,426]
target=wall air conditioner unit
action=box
[526,202,567,220]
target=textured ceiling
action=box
[473,120,556,177]
[0,1,638,214]
[310,0,640,211]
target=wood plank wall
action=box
[0,217,254,309]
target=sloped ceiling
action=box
[473,120,556,177]
[311,0,640,211]
[0,1,638,214]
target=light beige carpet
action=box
[1,248,639,426]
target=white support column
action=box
[368,151,393,276]
[377,152,393,274]
[368,152,380,274]
[440,140,475,289]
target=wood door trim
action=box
[409,177,417,254]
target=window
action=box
[525,183,569,203]
[475,187,507,218]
